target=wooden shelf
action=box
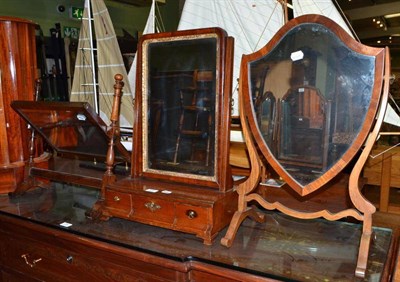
[363,145,400,214]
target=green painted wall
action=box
[0,0,180,38]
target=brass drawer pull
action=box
[113,195,121,202]
[186,209,198,219]
[21,254,42,268]
[144,202,161,212]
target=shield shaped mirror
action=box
[244,20,384,195]
[222,15,388,278]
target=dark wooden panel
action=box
[0,214,187,281]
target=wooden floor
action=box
[364,184,400,214]
[372,210,400,282]
[363,185,400,281]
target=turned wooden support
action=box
[110,74,124,124]
[28,78,41,164]
[10,78,49,196]
[34,78,42,100]
[102,74,124,199]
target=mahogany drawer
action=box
[0,231,179,281]
[1,235,79,281]
[105,189,132,216]
[175,203,209,230]
[131,194,175,225]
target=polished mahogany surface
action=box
[0,182,393,281]
[0,16,38,192]
[0,16,38,163]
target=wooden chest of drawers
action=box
[0,211,274,282]
[0,215,187,281]
[0,183,394,282]
[99,178,238,245]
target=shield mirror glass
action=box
[249,23,375,186]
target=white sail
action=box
[292,0,354,37]
[127,1,157,98]
[293,0,400,127]
[385,103,400,127]
[70,0,134,128]
[177,0,285,116]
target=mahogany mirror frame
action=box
[242,16,386,196]
[132,27,234,191]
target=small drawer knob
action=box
[113,196,121,202]
[186,210,197,219]
[66,255,73,264]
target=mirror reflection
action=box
[250,23,375,185]
[145,36,218,176]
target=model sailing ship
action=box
[9,0,135,190]
[70,0,134,130]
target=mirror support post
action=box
[221,77,266,247]
[90,74,124,221]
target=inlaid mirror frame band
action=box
[132,28,234,190]
[241,15,385,196]
[141,34,219,181]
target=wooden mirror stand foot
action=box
[221,205,265,247]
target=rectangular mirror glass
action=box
[142,34,219,178]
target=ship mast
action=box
[83,0,99,114]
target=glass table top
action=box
[0,182,392,281]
